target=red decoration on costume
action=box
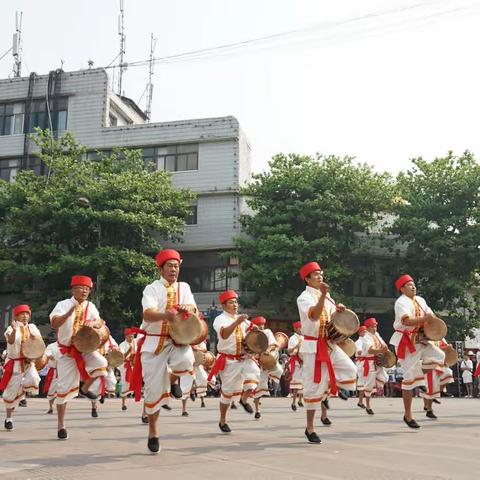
[218,290,238,304]
[303,335,337,395]
[70,275,93,288]
[58,343,89,382]
[394,329,417,359]
[207,353,241,381]
[299,262,322,280]
[293,321,301,330]
[43,367,56,394]
[155,249,181,267]
[395,274,414,291]
[363,317,378,328]
[0,359,16,391]
[12,304,31,317]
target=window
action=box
[144,144,198,172]
[0,158,20,181]
[28,97,68,132]
[0,102,24,136]
[185,204,198,225]
[109,114,118,126]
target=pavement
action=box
[0,395,479,480]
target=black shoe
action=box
[122,405,127,411]
[141,415,149,424]
[432,398,441,404]
[81,389,99,400]
[291,403,297,411]
[321,417,332,426]
[441,391,454,397]
[219,422,231,433]
[239,399,254,414]
[201,400,205,408]
[91,408,98,418]
[254,412,261,419]
[170,383,182,399]
[147,436,160,453]
[161,404,172,411]
[403,416,421,429]
[298,400,304,407]
[338,390,348,401]
[99,396,105,404]
[426,410,437,419]
[190,392,196,402]
[19,399,27,407]
[357,403,366,409]
[366,408,374,415]
[230,403,237,410]
[423,406,428,411]
[322,399,330,409]
[4,419,13,431]
[182,411,189,417]
[46,409,53,414]
[305,428,321,443]
[57,428,68,440]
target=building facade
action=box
[0,68,251,327]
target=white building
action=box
[0,68,251,312]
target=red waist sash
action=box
[357,356,376,376]
[303,335,337,395]
[58,342,89,382]
[394,329,417,360]
[0,358,25,392]
[43,367,57,394]
[207,352,241,382]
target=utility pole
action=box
[12,11,23,77]
[117,0,126,95]
[145,33,157,121]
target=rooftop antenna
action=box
[12,11,23,77]
[116,0,126,95]
[145,33,157,122]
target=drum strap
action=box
[394,329,417,360]
[357,356,376,377]
[0,358,25,391]
[58,343,89,382]
[303,336,337,394]
[207,353,240,382]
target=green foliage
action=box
[0,130,194,333]
[391,152,480,340]
[234,153,394,316]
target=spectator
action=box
[460,352,474,397]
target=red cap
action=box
[299,262,322,280]
[251,316,266,326]
[293,321,302,329]
[124,328,134,336]
[70,275,93,288]
[13,304,31,317]
[395,274,414,292]
[219,290,238,304]
[363,317,378,328]
[155,249,181,267]
[358,325,367,333]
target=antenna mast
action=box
[117,0,126,95]
[12,11,23,77]
[145,33,157,122]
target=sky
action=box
[1,0,480,175]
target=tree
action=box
[390,152,480,340]
[0,130,194,333]
[234,153,394,317]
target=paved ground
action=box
[0,396,479,480]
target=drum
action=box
[193,349,206,367]
[243,330,269,354]
[203,351,215,370]
[375,349,397,368]
[274,332,289,350]
[34,354,48,371]
[73,321,110,354]
[443,344,458,367]
[22,336,46,360]
[105,349,124,368]
[326,309,359,343]
[336,338,356,358]
[259,351,277,370]
[169,312,207,346]
[423,316,448,341]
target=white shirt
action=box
[297,286,336,354]
[119,339,137,358]
[361,331,386,356]
[213,311,250,355]
[140,277,196,353]
[4,322,41,359]
[263,328,276,347]
[45,342,60,368]
[461,359,473,382]
[288,333,303,352]
[390,294,432,347]
[49,297,100,347]
[100,335,118,354]
[355,337,365,357]
[193,340,207,352]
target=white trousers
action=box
[219,358,260,405]
[91,367,117,397]
[395,342,445,391]
[356,359,388,397]
[142,344,194,415]
[2,361,40,408]
[302,345,357,411]
[254,363,283,399]
[180,365,209,400]
[56,351,108,405]
[290,361,303,393]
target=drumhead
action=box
[259,352,277,370]
[169,312,204,346]
[244,330,269,353]
[106,350,124,368]
[331,309,359,336]
[22,337,46,360]
[423,316,448,341]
